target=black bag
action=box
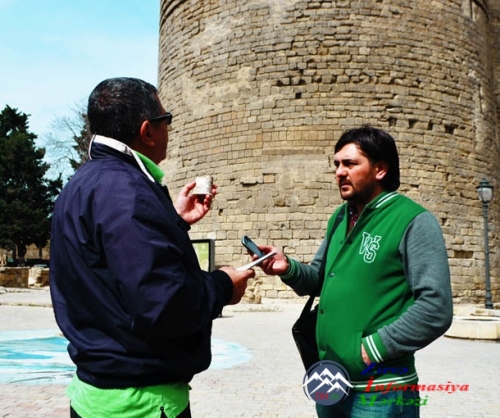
[292,294,319,370]
[291,210,344,370]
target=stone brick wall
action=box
[28,267,50,287]
[158,0,499,304]
[491,0,500,130]
[0,267,49,288]
[0,268,29,288]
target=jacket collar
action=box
[370,191,399,209]
[88,135,156,183]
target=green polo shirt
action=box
[67,376,189,418]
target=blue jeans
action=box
[316,390,421,418]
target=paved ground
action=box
[0,287,498,417]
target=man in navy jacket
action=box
[50,77,254,418]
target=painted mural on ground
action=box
[0,329,252,384]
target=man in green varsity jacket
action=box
[259,126,453,418]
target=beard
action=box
[338,182,378,206]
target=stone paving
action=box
[0,287,498,417]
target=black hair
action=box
[87,77,161,145]
[335,125,400,191]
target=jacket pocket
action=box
[327,329,368,379]
[348,330,370,378]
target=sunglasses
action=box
[148,112,173,125]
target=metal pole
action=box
[482,201,494,309]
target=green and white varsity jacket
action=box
[282,191,453,392]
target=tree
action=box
[69,113,92,171]
[0,105,62,262]
[42,101,92,178]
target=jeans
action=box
[316,390,421,418]
[70,404,192,418]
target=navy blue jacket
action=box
[50,139,233,388]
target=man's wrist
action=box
[280,256,297,280]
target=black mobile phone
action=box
[241,235,264,258]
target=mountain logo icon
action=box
[302,360,352,406]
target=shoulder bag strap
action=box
[299,208,345,315]
[314,208,345,296]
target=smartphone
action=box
[237,251,277,271]
[241,235,264,258]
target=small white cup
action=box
[193,175,213,196]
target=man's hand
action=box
[256,245,289,276]
[361,344,372,365]
[174,181,217,225]
[219,266,255,305]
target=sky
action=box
[0,0,160,147]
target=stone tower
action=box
[158,0,500,304]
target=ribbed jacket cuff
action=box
[279,256,299,281]
[362,333,389,364]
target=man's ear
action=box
[138,120,155,148]
[375,161,389,181]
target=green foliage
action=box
[0,105,62,260]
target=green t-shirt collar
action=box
[134,151,165,183]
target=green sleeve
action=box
[279,238,327,296]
